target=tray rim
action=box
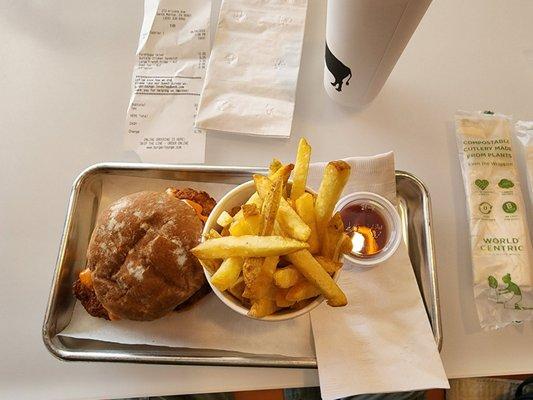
[43,162,441,368]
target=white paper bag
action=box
[195,0,308,137]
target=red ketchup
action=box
[339,202,388,257]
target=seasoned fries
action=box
[257,177,283,236]
[206,229,222,239]
[246,178,283,307]
[321,212,345,259]
[211,257,243,291]
[216,211,233,228]
[290,138,311,202]
[228,276,245,301]
[255,175,311,241]
[334,233,353,261]
[249,296,278,318]
[315,256,343,274]
[315,160,351,245]
[193,138,353,318]
[275,288,295,307]
[286,281,321,302]
[232,192,262,221]
[193,235,308,259]
[243,177,282,296]
[286,250,347,307]
[294,193,320,254]
[243,258,267,299]
[229,215,261,236]
[268,158,283,176]
[270,163,294,185]
[273,266,302,288]
[199,258,221,274]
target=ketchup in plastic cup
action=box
[335,192,401,267]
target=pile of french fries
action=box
[192,138,353,318]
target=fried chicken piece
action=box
[73,188,216,320]
[73,277,211,319]
[166,187,217,217]
[72,278,110,320]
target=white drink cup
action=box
[324,0,432,107]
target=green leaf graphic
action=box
[488,275,498,289]
[498,179,514,189]
[475,179,489,190]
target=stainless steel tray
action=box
[43,163,441,367]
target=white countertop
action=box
[1,0,532,399]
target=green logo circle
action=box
[502,201,517,214]
[479,202,492,214]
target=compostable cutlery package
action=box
[455,111,533,330]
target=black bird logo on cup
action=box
[325,42,352,92]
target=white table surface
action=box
[1,0,533,399]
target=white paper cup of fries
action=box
[198,180,340,321]
[192,139,353,321]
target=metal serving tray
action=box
[43,163,442,367]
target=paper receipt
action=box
[125,0,211,163]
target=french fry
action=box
[258,177,283,236]
[249,296,278,318]
[290,138,311,202]
[205,229,222,240]
[269,164,294,188]
[262,255,279,275]
[216,211,233,228]
[254,175,311,241]
[228,276,245,301]
[192,236,309,259]
[333,233,353,261]
[229,216,261,236]
[321,212,345,258]
[232,192,263,221]
[340,233,353,253]
[286,281,321,302]
[315,255,343,274]
[244,179,283,300]
[273,265,302,288]
[286,249,347,306]
[268,158,283,177]
[273,220,285,236]
[242,203,260,217]
[232,204,262,235]
[200,226,223,267]
[294,193,320,254]
[199,258,222,274]
[290,299,314,310]
[245,255,279,300]
[229,212,261,236]
[243,258,266,299]
[275,288,295,308]
[210,257,243,291]
[315,161,351,245]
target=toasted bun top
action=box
[87,191,205,321]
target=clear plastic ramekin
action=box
[334,192,402,267]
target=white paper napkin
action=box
[307,154,449,400]
[195,0,308,137]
